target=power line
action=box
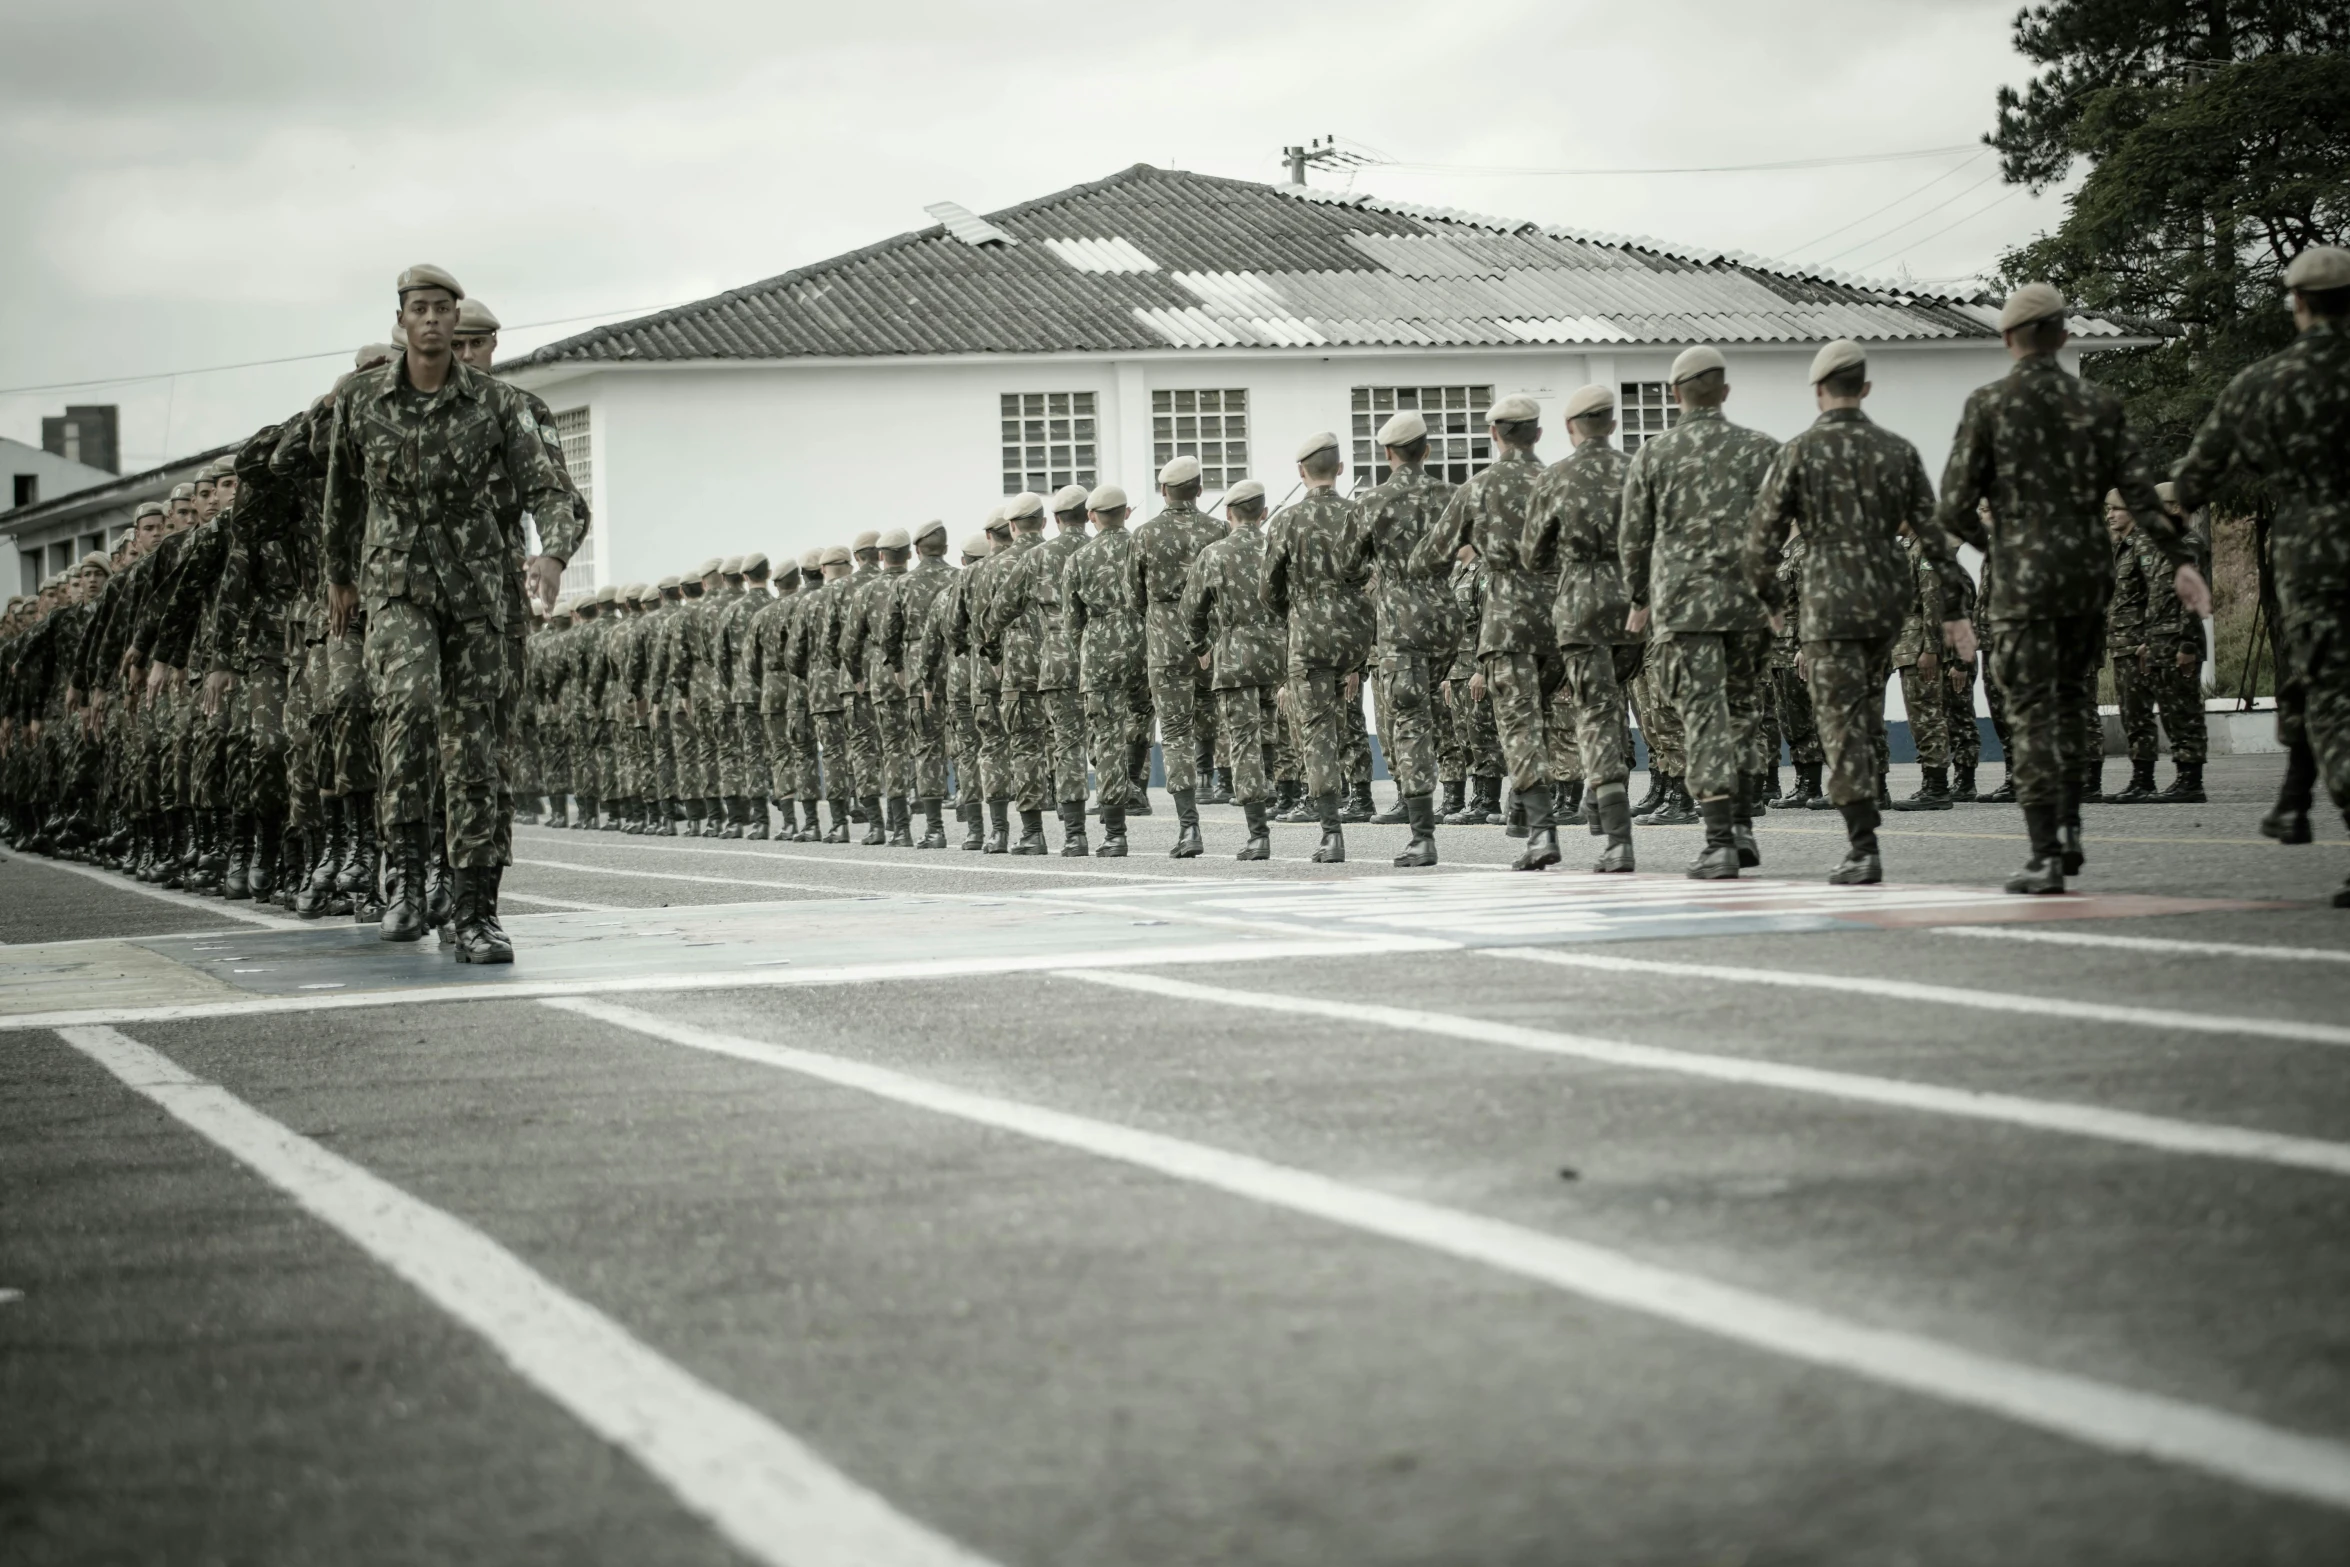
[1848,186,2027,273]
[1375,143,1978,177]
[0,300,690,399]
[1816,168,2005,266]
[1782,148,1991,257]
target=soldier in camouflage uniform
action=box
[2138,485,2209,803]
[1347,411,1455,863]
[1767,528,1824,805]
[879,520,957,848]
[1627,658,1693,824]
[323,265,580,958]
[1028,490,1093,852]
[1064,486,1146,856]
[1940,565,1984,801]
[1183,479,1283,861]
[1934,284,2205,895]
[746,558,800,837]
[841,531,887,827]
[838,535,902,845]
[958,507,1021,851]
[975,493,1055,854]
[1438,550,1502,823]
[2106,491,2209,805]
[1890,523,1955,810]
[616,583,662,832]
[1267,431,1373,864]
[918,535,989,849]
[783,552,826,838]
[2102,493,2161,803]
[2170,245,2348,900]
[1129,457,1225,854]
[1623,348,1781,879]
[791,547,858,843]
[563,594,606,829]
[1525,384,1644,871]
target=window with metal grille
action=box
[1619,382,1678,453]
[999,392,1097,496]
[1349,385,1493,487]
[551,407,596,594]
[1152,389,1248,490]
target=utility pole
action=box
[1283,145,1307,185]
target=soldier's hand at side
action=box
[146,662,169,698]
[328,583,359,638]
[1768,612,1785,638]
[1917,651,1939,680]
[2177,648,2199,673]
[1796,652,1809,680]
[2175,565,2213,619]
[1626,606,1650,635]
[525,555,565,614]
[2135,645,2151,673]
[1197,653,1211,672]
[1942,619,1977,664]
[65,684,82,712]
[1468,672,1485,703]
[1344,670,1361,703]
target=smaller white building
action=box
[504,163,2151,594]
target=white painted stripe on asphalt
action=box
[3,851,303,929]
[1488,947,2350,1050]
[0,935,1443,1032]
[553,996,2350,1513]
[1938,926,2350,965]
[53,1024,996,1567]
[519,826,1198,882]
[1062,970,2350,1179]
[511,857,859,897]
[495,892,628,912]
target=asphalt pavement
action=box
[5,753,2348,1566]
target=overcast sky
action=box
[0,0,2071,474]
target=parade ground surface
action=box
[6,753,2348,1566]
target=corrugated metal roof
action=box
[509,164,2149,370]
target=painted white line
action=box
[512,857,858,898]
[1488,947,2350,1051]
[519,827,1196,882]
[0,935,1439,1032]
[552,996,2350,1513]
[3,852,302,929]
[495,892,628,913]
[1938,926,2350,965]
[53,1024,994,1567]
[1060,970,2350,1179]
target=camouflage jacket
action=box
[1263,486,1368,669]
[1893,534,1947,668]
[616,613,653,715]
[2136,530,2195,653]
[150,516,231,674]
[1932,354,2187,623]
[681,593,728,705]
[837,567,896,694]
[1348,464,1455,654]
[1413,448,1550,655]
[1623,406,1777,635]
[1524,439,1636,648]
[963,546,1022,692]
[2171,318,2350,626]
[1746,408,1957,645]
[914,567,971,696]
[717,587,767,706]
[1030,529,1088,691]
[792,579,853,714]
[975,534,1050,691]
[320,355,580,628]
[2106,532,2148,651]
[1063,528,1144,693]
[748,595,793,715]
[1183,520,1283,690]
[879,557,956,685]
[1445,558,1484,680]
[1131,501,1226,669]
[128,527,197,662]
[1768,534,1807,669]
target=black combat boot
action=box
[450,865,514,965]
[1340,781,1375,823]
[849,797,869,825]
[1830,799,1883,885]
[1950,762,1976,802]
[983,800,1010,854]
[1194,744,1222,803]
[223,814,255,900]
[1057,799,1089,857]
[1170,790,1204,858]
[1206,766,1235,806]
[860,797,886,846]
[2261,741,2316,844]
[1394,794,1438,868]
[1592,784,1635,873]
[1732,777,1760,869]
[1776,762,1821,807]
[960,800,986,851]
[746,799,772,840]
[1011,808,1047,855]
[2078,761,2107,805]
[1096,804,1129,857]
[1979,771,2017,802]
[1758,767,1781,813]
[337,793,377,896]
[379,821,428,942]
[883,797,912,848]
[1890,766,1956,811]
[1311,794,1346,864]
[1687,797,1740,880]
[1505,791,1529,839]
[2006,803,2067,894]
[1371,787,1411,825]
[2152,761,2205,804]
[297,808,334,917]
[823,799,852,844]
[1236,801,1271,861]
[1511,783,1560,872]
[1274,781,1314,823]
[185,814,222,895]
[1644,776,1700,827]
[1126,741,1154,815]
[1558,779,1585,828]
[1628,771,1668,819]
[2107,760,2158,804]
[1436,778,1465,822]
[425,827,454,933]
[918,798,947,850]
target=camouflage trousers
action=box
[1084,687,1144,811]
[1803,637,1895,808]
[972,678,1008,802]
[1441,667,1500,782]
[1772,662,1822,767]
[1659,629,1770,802]
[904,692,948,802]
[1286,662,1355,800]
[1942,655,1980,770]
[718,705,757,797]
[1478,649,1567,795]
[871,692,913,799]
[1148,663,1205,795]
[944,669,981,807]
[759,711,795,800]
[624,720,654,800]
[327,625,375,798]
[998,687,1052,811]
[1630,657,1685,777]
[1041,685,1086,803]
[1372,650,1442,798]
[1213,685,1279,806]
[364,600,507,868]
[1988,616,2104,816]
[810,707,853,802]
[2115,651,2208,765]
[849,693,883,801]
[1899,661,1949,769]
[2280,607,2350,809]
[1345,666,1376,788]
[682,705,720,798]
[240,662,288,815]
[1557,642,1643,791]
[1983,653,2014,769]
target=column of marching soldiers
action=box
[3,256,2346,941]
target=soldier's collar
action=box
[1817,407,1869,423]
[1677,406,1726,423]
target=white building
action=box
[504,163,2151,595]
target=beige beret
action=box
[1087,482,1129,512]
[631,582,657,603]
[1669,346,1727,385]
[818,544,851,567]
[852,529,881,551]
[389,324,408,350]
[741,551,770,574]
[2104,489,2126,509]
[395,262,463,300]
[876,527,911,550]
[961,533,992,558]
[719,555,744,576]
[1376,410,1427,445]
[1490,394,1541,422]
[2284,245,2350,291]
[169,483,196,501]
[1563,384,1615,421]
[354,343,396,370]
[80,553,112,574]
[595,583,619,604]
[2155,482,2178,507]
[657,575,682,592]
[1293,431,1339,461]
[1997,282,2067,331]
[1159,454,1203,486]
[1222,478,1266,508]
[913,518,948,545]
[1049,483,1091,514]
[1003,490,1045,521]
[1807,338,1867,385]
[454,298,500,336]
[134,500,166,520]
[799,548,824,571]
[695,556,723,577]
